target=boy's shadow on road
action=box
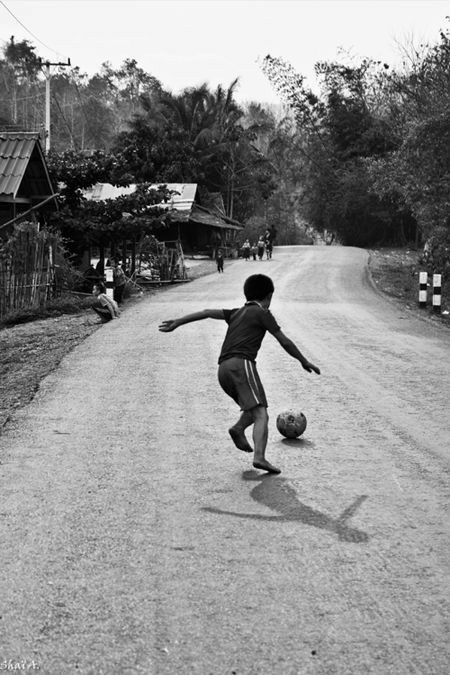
[202,471,369,543]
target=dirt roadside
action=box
[0,259,216,431]
[368,247,450,316]
[0,249,448,433]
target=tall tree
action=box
[0,37,42,129]
[260,53,406,246]
[112,80,276,222]
[367,23,450,249]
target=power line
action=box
[0,0,68,59]
[0,91,45,103]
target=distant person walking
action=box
[242,240,251,261]
[257,237,265,261]
[215,248,225,273]
[264,229,273,260]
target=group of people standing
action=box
[241,229,274,262]
[214,229,275,274]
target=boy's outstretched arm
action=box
[159,309,225,332]
[273,330,321,374]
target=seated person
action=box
[91,282,120,323]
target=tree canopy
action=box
[2,24,450,261]
[260,21,450,253]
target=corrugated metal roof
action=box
[0,132,54,200]
[82,183,137,201]
[82,183,197,212]
[82,182,242,230]
[162,183,197,211]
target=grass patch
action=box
[0,293,95,328]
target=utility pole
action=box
[40,58,71,153]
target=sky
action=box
[0,0,449,104]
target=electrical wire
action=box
[0,91,45,103]
[0,0,68,59]
[72,78,90,128]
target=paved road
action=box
[1,246,449,674]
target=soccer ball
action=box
[276,410,307,439]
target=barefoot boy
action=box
[159,274,320,473]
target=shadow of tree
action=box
[202,471,369,543]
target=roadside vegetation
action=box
[0,293,94,327]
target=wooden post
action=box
[432,274,442,313]
[419,271,428,308]
[105,267,114,299]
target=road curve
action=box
[1,246,449,674]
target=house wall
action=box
[0,203,13,228]
[148,221,239,255]
[158,221,210,253]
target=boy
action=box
[92,282,120,323]
[159,274,320,474]
[215,248,225,273]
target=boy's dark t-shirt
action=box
[218,301,281,364]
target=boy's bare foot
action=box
[229,427,253,453]
[253,459,281,474]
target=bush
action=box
[419,226,450,279]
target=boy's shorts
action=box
[218,357,267,410]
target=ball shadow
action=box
[279,436,314,448]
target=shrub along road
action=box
[0,246,449,674]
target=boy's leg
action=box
[252,406,280,474]
[218,358,274,461]
[229,410,253,453]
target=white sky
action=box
[0,0,449,103]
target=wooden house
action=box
[82,182,242,257]
[0,133,60,315]
[0,132,58,234]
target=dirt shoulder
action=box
[368,247,450,322]
[1,251,448,433]
[0,259,216,432]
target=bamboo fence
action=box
[133,237,188,284]
[0,224,59,318]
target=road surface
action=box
[1,246,449,674]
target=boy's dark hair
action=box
[94,281,106,293]
[243,274,274,301]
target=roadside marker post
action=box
[419,271,428,308]
[105,268,114,299]
[432,274,442,313]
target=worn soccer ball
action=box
[276,410,307,439]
